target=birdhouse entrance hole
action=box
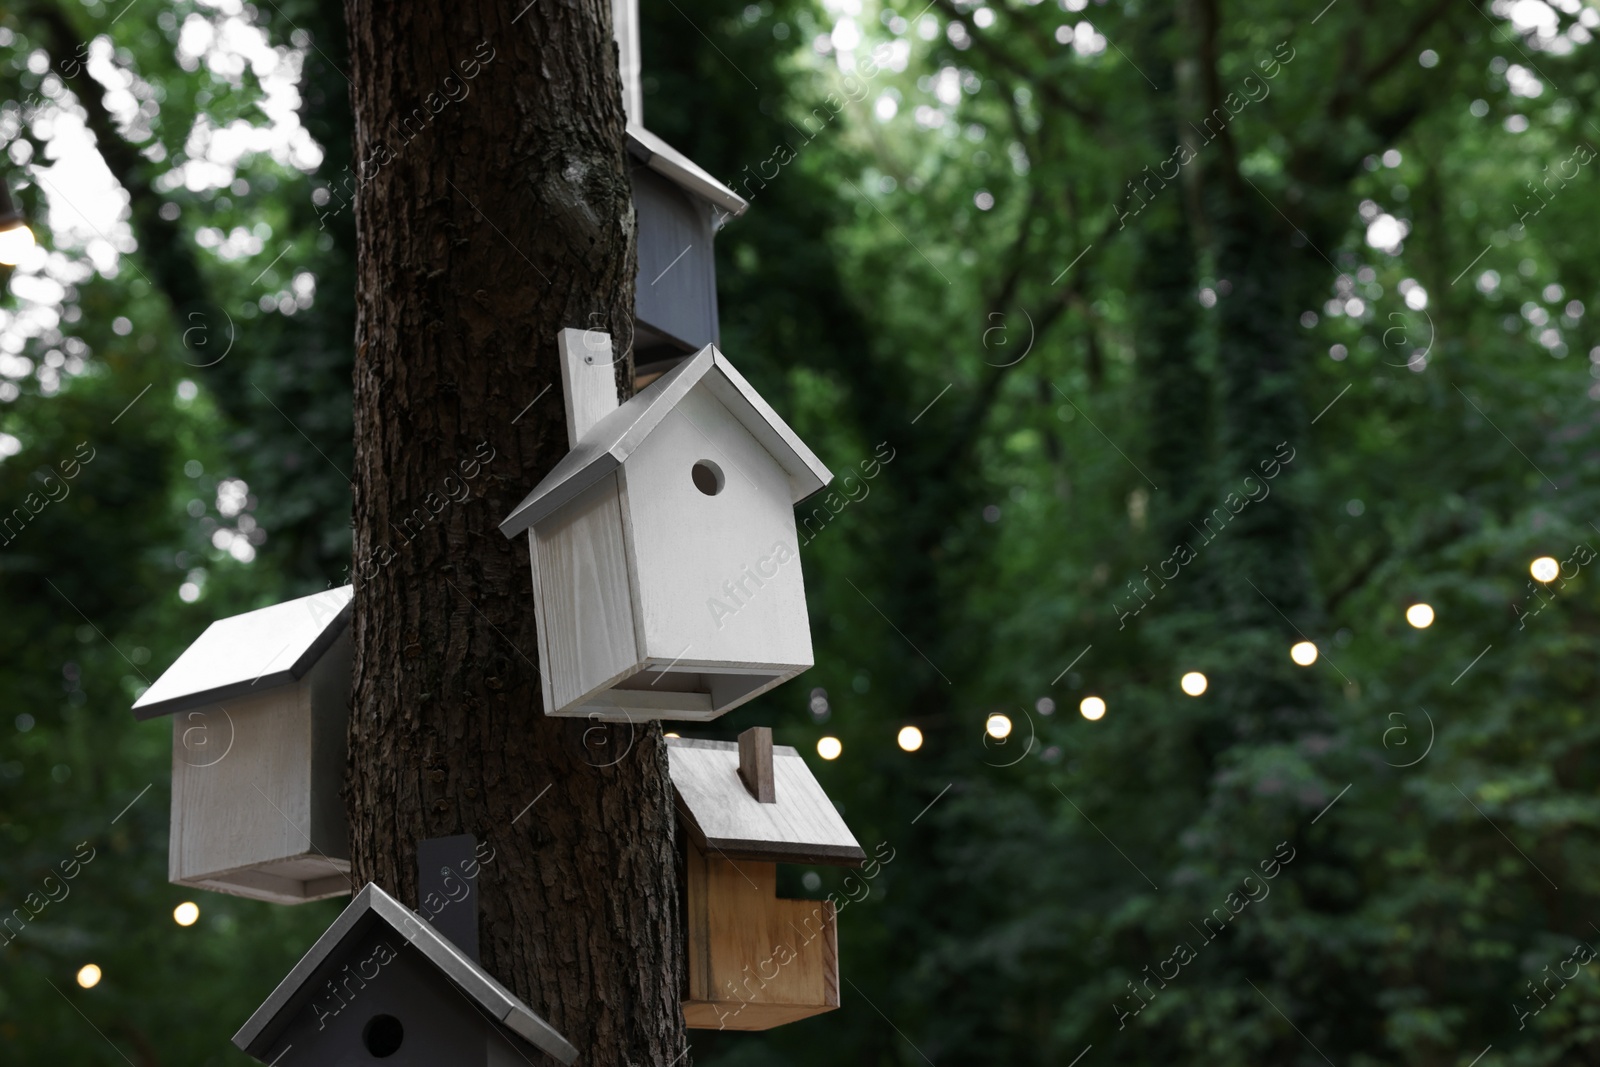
[362,1014,404,1057]
[691,459,724,496]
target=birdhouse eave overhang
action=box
[498,346,831,539]
[627,124,748,220]
[667,736,866,867]
[232,882,578,1065]
[130,586,354,721]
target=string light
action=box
[663,731,680,739]
[173,902,200,927]
[1531,556,1559,583]
[1180,672,1208,696]
[76,964,101,989]
[985,714,1013,739]
[817,736,842,760]
[1290,641,1318,666]
[1079,696,1106,721]
[0,181,34,267]
[1405,603,1434,629]
[897,726,923,752]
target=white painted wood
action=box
[667,738,865,866]
[622,383,815,674]
[627,127,749,219]
[500,346,829,537]
[613,0,642,123]
[558,327,621,450]
[134,586,352,718]
[531,470,639,712]
[168,667,353,903]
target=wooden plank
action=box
[557,327,621,449]
[668,738,865,866]
[533,471,641,713]
[682,841,839,1030]
[738,727,776,803]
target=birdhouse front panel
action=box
[618,383,813,710]
[169,627,351,904]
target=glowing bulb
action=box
[663,731,680,738]
[817,736,842,760]
[76,964,101,989]
[1531,556,1560,583]
[1290,641,1318,666]
[1079,696,1106,721]
[1405,603,1434,629]
[173,902,200,927]
[0,224,35,267]
[897,725,923,752]
[1180,672,1208,696]
[985,714,1013,739]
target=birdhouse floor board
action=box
[683,847,839,1031]
[178,859,351,905]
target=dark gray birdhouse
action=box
[613,0,748,380]
[232,882,578,1066]
[131,587,353,904]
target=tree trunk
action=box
[341,3,682,1065]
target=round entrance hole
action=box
[363,1014,404,1058]
[692,460,724,496]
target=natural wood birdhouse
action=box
[668,729,865,1029]
[499,331,832,722]
[232,882,578,1066]
[612,0,749,380]
[131,587,353,904]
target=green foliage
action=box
[5,0,1600,1063]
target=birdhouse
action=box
[612,0,748,380]
[131,587,354,904]
[500,331,830,722]
[668,729,865,1029]
[232,882,578,1066]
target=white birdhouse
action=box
[612,0,749,380]
[499,331,831,722]
[131,587,354,904]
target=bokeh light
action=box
[1531,556,1560,583]
[1290,641,1318,666]
[76,964,101,989]
[817,736,842,760]
[1180,672,1208,696]
[173,902,200,927]
[1080,696,1106,721]
[1406,603,1434,629]
[985,714,1013,739]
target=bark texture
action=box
[342,2,682,1064]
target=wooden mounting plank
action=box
[738,727,776,803]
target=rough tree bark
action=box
[341,2,684,1064]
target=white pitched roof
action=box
[498,346,831,539]
[232,883,577,1065]
[627,125,748,219]
[667,737,865,866]
[131,586,353,720]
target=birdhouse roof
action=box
[666,737,866,867]
[628,124,748,219]
[499,345,832,538]
[233,882,578,1065]
[131,586,353,720]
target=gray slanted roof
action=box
[130,586,353,721]
[233,882,578,1065]
[499,345,832,539]
[667,737,866,867]
[627,125,748,219]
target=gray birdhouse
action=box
[232,882,578,1066]
[669,729,865,1029]
[131,587,353,904]
[613,0,748,380]
[499,332,831,722]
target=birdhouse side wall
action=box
[620,385,814,673]
[307,627,353,861]
[682,843,839,1030]
[531,470,644,712]
[633,167,719,353]
[169,683,320,890]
